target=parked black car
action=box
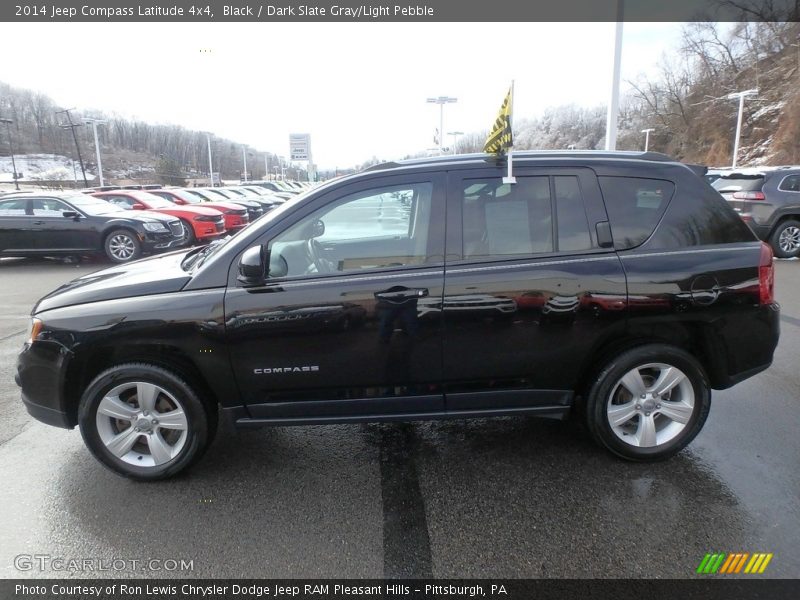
[713,167,800,258]
[16,152,780,480]
[0,191,185,263]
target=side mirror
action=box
[62,211,80,219]
[237,245,266,287]
[311,219,325,238]
[132,203,145,210]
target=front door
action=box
[30,197,93,251]
[225,173,447,422]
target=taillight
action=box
[758,242,775,305]
[733,191,765,200]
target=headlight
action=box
[142,222,168,232]
[26,317,43,344]
[194,215,221,222]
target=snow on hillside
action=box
[0,154,95,183]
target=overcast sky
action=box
[0,22,687,169]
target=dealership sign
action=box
[289,134,311,161]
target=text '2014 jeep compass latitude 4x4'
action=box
[16,152,780,480]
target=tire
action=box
[78,363,216,480]
[104,229,141,263]
[769,219,800,258]
[180,219,196,246]
[585,344,711,461]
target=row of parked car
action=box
[0,181,315,263]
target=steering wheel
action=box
[306,238,332,274]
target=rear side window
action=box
[598,177,674,249]
[461,175,594,260]
[778,175,800,192]
[462,177,552,259]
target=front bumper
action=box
[16,341,75,429]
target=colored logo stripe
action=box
[697,552,773,574]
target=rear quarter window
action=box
[598,177,674,249]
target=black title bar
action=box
[4,579,800,600]
[2,0,799,22]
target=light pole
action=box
[641,128,655,152]
[0,117,20,190]
[205,133,215,186]
[241,146,248,182]
[264,153,269,181]
[83,117,106,186]
[426,96,457,154]
[727,89,758,169]
[448,131,464,155]
[605,0,624,151]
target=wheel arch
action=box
[63,342,219,426]
[574,321,725,404]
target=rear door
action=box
[0,197,34,253]
[224,172,447,421]
[441,166,627,414]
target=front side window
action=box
[31,198,71,216]
[269,182,434,277]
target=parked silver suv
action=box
[713,166,800,258]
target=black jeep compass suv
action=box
[16,152,780,480]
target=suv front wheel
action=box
[585,344,711,461]
[78,363,216,480]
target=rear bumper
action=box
[746,222,772,241]
[709,302,780,390]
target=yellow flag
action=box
[484,87,513,154]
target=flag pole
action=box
[503,79,516,184]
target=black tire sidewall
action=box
[587,344,711,461]
[180,219,196,245]
[770,220,800,259]
[104,229,142,263]
[78,363,210,480]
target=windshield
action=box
[712,176,765,193]
[68,195,127,215]
[133,192,176,208]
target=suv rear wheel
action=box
[585,344,710,461]
[78,363,216,480]
[769,219,800,258]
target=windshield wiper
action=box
[184,237,229,271]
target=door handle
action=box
[33,220,45,225]
[374,287,429,302]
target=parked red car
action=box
[92,190,226,244]
[147,188,250,233]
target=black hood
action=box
[34,250,193,314]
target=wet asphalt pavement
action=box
[0,256,797,579]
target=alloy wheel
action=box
[108,234,136,260]
[606,363,695,448]
[95,381,188,467]
[778,226,800,254]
